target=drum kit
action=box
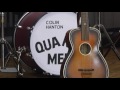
[0,12,78,77]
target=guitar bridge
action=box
[78,69,94,78]
[78,69,94,72]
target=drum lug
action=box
[26,52,32,57]
[18,46,26,52]
[27,26,34,30]
[15,25,22,29]
[43,72,51,76]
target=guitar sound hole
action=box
[80,43,91,55]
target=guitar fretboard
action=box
[81,12,89,41]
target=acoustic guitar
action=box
[60,12,109,78]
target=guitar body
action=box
[61,27,109,78]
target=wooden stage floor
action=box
[0,48,120,78]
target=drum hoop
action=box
[14,12,77,75]
[13,12,73,51]
[13,12,49,70]
[13,12,30,51]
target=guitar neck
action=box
[81,12,89,41]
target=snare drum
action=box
[30,12,77,76]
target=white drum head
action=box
[30,12,77,75]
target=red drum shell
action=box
[14,12,47,70]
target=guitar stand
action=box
[94,24,120,60]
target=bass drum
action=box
[14,12,77,76]
[14,12,47,72]
[30,12,77,76]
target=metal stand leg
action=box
[0,41,17,72]
[16,47,26,78]
[94,24,120,60]
[0,12,17,72]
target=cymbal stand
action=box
[0,12,17,72]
